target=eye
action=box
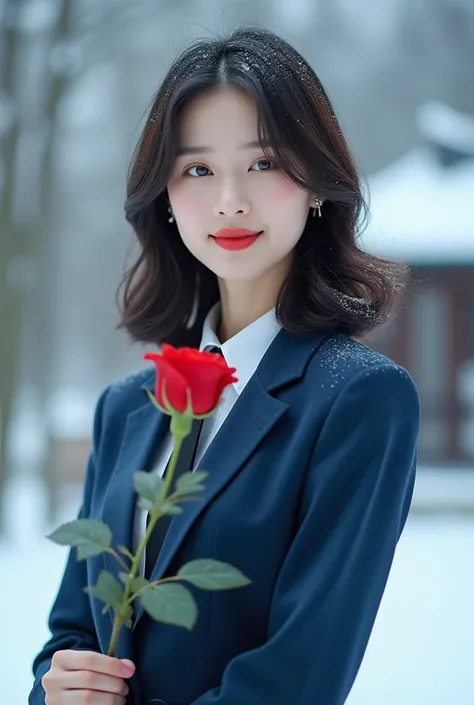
[250,158,275,172]
[185,164,212,177]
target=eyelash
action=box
[184,158,276,177]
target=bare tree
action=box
[0,0,32,533]
[0,0,76,530]
[30,0,78,522]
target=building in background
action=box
[362,101,474,465]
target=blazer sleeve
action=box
[190,363,421,705]
[28,386,111,705]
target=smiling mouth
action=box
[211,229,263,239]
[210,231,263,250]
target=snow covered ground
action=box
[1,474,473,704]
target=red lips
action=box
[211,228,263,251]
[212,228,261,238]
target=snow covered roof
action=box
[360,102,474,265]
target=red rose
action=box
[144,344,238,416]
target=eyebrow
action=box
[176,140,269,157]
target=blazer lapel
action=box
[132,327,331,630]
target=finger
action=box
[60,669,129,697]
[53,650,135,678]
[62,690,126,705]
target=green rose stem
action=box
[47,381,249,660]
[107,408,192,657]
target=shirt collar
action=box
[199,302,281,395]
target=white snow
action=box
[416,102,474,156]
[1,475,473,704]
[360,147,474,264]
[361,101,474,264]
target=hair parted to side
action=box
[117,25,408,348]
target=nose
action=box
[213,183,251,218]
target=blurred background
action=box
[1,0,473,702]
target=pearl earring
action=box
[312,198,322,218]
[168,205,175,223]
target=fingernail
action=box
[121,665,135,677]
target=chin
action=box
[211,262,271,282]
[211,267,254,281]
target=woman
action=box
[30,26,420,705]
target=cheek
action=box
[169,183,206,216]
[260,175,307,211]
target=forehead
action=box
[177,86,259,144]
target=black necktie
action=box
[144,346,222,579]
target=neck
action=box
[216,257,290,342]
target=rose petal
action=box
[144,345,238,416]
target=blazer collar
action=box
[199,302,281,395]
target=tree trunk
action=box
[31,0,75,523]
[0,0,74,531]
[0,0,31,534]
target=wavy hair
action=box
[117,26,408,347]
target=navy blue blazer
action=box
[29,330,420,705]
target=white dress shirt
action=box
[134,302,281,574]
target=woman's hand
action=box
[41,650,135,704]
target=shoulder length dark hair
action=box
[118,25,408,348]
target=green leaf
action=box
[158,501,183,516]
[140,583,197,629]
[175,471,208,496]
[131,576,149,594]
[137,497,155,512]
[177,559,251,590]
[133,471,164,504]
[118,571,132,586]
[47,519,112,560]
[84,570,125,610]
[118,545,135,562]
[118,574,150,597]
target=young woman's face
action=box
[167,86,314,283]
